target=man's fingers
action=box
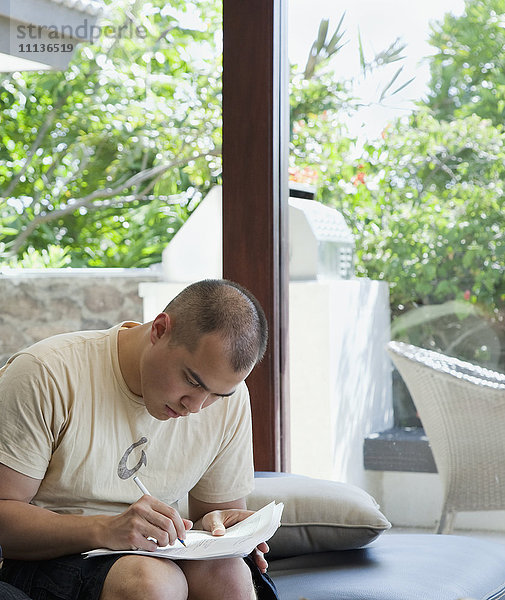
[210,515,226,536]
[134,496,187,544]
[139,535,159,552]
[252,546,269,573]
[202,508,255,535]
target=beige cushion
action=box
[247,474,391,559]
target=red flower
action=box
[381,124,391,139]
[289,166,319,184]
[352,165,366,186]
[463,290,471,301]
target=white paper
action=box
[84,501,284,561]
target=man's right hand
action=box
[100,494,192,551]
[0,463,192,559]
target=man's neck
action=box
[117,322,150,396]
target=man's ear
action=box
[150,312,172,344]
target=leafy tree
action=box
[333,111,505,319]
[0,0,222,267]
[1,6,411,268]
[289,2,505,366]
[3,0,504,365]
[289,17,414,190]
[426,0,505,125]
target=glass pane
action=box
[288,0,505,534]
[0,0,223,356]
[0,0,222,270]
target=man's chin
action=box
[142,402,169,421]
[142,401,183,420]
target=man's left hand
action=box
[250,541,269,573]
[200,508,270,572]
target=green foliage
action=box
[327,111,505,321]
[2,0,504,363]
[290,17,414,133]
[288,3,505,364]
[289,15,415,190]
[6,244,71,268]
[426,0,505,125]
[303,14,347,80]
[0,0,222,267]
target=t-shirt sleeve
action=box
[0,353,67,479]
[189,382,254,503]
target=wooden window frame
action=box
[222,0,290,471]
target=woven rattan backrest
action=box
[387,341,505,513]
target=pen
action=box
[133,475,187,547]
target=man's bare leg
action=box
[180,557,256,600]
[99,555,188,600]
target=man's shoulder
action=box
[2,324,122,373]
[228,380,250,403]
[214,380,251,421]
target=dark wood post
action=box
[222,0,290,471]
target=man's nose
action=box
[181,389,210,413]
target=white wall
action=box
[289,280,393,490]
[139,282,189,322]
[377,471,505,532]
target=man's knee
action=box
[181,557,256,600]
[218,558,256,600]
[100,555,188,600]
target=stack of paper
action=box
[84,501,284,561]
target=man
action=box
[0,279,277,600]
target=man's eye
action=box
[186,376,200,388]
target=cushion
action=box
[247,474,391,559]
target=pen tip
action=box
[179,539,187,547]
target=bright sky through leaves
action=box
[288,0,465,142]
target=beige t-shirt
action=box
[0,323,254,515]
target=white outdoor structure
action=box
[161,186,356,283]
[0,0,103,71]
[162,187,223,283]
[289,197,355,280]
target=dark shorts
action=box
[0,553,279,600]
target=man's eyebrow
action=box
[187,368,236,397]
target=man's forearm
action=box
[0,500,104,560]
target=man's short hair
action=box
[163,279,268,372]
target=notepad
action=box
[84,501,284,561]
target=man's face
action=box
[140,322,251,421]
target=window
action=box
[288,0,505,531]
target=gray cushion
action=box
[247,474,391,559]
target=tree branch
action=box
[427,152,458,180]
[4,11,134,198]
[9,149,220,254]
[4,93,70,197]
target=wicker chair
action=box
[387,341,505,534]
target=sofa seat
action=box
[268,532,505,600]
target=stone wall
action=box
[0,268,161,366]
